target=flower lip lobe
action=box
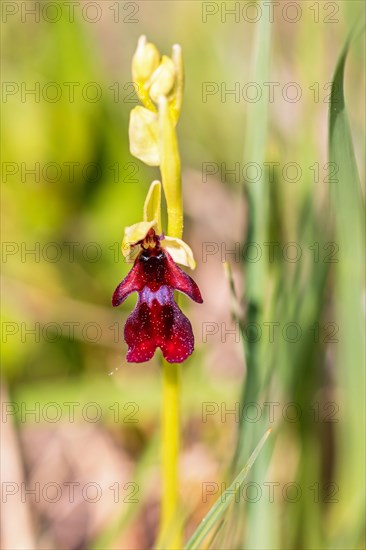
[125,300,194,364]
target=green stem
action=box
[157,95,184,548]
[158,96,183,238]
[160,358,182,548]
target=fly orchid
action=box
[115,37,199,543]
[112,181,203,363]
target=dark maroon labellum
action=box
[112,239,203,363]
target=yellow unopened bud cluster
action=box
[131,35,183,120]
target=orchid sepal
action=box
[162,236,196,270]
[143,180,162,233]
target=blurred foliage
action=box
[1,1,365,549]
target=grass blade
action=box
[235,0,272,465]
[328,29,366,548]
[184,429,272,550]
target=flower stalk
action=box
[157,50,183,550]
[158,96,183,248]
[161,358,181,547]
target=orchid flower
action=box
[112,181,203,363]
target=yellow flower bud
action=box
[132,35,160,84]
[149,56,176,103]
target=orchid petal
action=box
[162,235,196,269]
[122,220,157,262]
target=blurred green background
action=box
[1,1,365,549]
